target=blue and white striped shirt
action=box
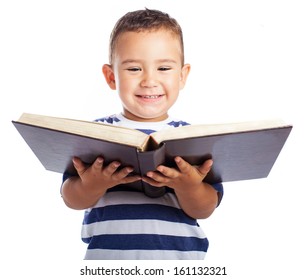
[74,114,223,259]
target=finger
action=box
[91,156,104,172]
[72,157,87,175]
[142,176,166,188]
[121,174,142,184]
[103,161,121,176]
[112,166,134,180]
[198,159,213,177]
[156,165,179,179]
[146,171,170,184]
[174,156,192,174]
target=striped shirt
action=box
[71,114,223,259]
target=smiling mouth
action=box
[137,95,164,99]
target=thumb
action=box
[198,159,213,178]
[72,157,87,176]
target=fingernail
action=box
[175,157,181,163]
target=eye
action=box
[127,67,141,72]
[158,66,171,71]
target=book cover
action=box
[12,113,292,196]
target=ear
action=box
[179,64,191,90]
[102,64,116,90]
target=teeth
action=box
[143,95,160,99]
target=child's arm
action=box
[142,158,219,219]
[61,156,141,210]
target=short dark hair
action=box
[108,8,184,65]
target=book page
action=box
[151,119,290,144]
[17,113,149,150]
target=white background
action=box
[1,0,305,279]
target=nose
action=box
[140,70,157,88]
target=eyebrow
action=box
[121,59,177,65]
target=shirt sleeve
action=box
[212,182,224,207]
[60,171,75,195]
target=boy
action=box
[61,8,223,260]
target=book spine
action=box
[137,143,166,174]
[137,143,167,198]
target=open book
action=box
[12,113,292,197]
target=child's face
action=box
[103,29,190,122]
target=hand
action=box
[142,157,213,192]
[142,157,218,219]
[72,156,141,193]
